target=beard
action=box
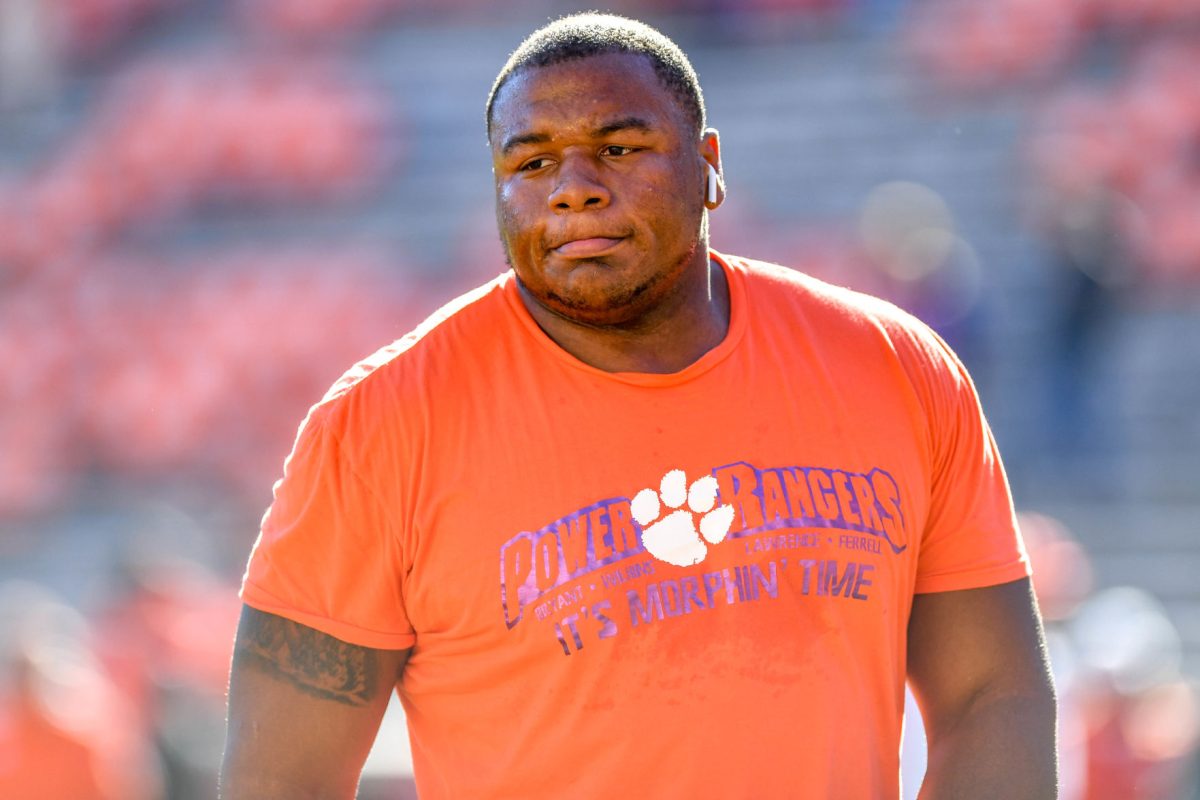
[502,239,700,331]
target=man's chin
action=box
[540,278,657,327]
[541,296,642,328]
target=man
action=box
[221,13,1057,799]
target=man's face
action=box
[490,52,715,327]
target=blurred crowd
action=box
[0,546,235,798]
[902,513,1200,800]
[3,0,1200,519]
[2,0,1199,797]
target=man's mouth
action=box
[552,237,624,258]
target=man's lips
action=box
[552,237,624,257]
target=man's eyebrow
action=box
[500,116,656,156]
[591,116,654,138]
[500,131,552,156]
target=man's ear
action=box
[700,127,724,210]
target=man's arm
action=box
[907,577,1057,799]
[220,605,410,800]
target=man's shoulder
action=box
[310,272,516,421]
[723,251,925,335]
[725,249,971,402]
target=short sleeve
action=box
[241,406,415,649]
[912,333,1030,594]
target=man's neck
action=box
[519,256,731,374]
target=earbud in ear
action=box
[706,164,719,205]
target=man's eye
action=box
[601,145,636,157]
[519,158,551,172]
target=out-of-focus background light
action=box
[1,0,1198,798]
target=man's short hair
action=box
[486,13,707,141]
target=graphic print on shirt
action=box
[630,469,736,567]
[498,460,908,656]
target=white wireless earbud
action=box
[706,164,719,205]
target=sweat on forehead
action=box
[486,13,707,141]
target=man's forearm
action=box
[919,689,1058,800]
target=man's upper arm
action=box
[907,578,1057,797]
[221,605,410,800]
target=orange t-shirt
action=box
[242,252,1029,799]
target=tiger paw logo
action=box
[631,469,736,567]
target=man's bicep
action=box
[221,605,410,800]
[907,578,1054,729]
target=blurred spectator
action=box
[1021,35,1200,460]
[1071,586,1200,799]
[1021,508,1197,796]
[1028,166,1135,453]
[1022,41,1200,286]
[92,525,240,800]
[0,581,160,800]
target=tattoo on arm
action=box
[235,608,380,707]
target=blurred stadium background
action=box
[1,0,1198,797]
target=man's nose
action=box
[547,155,610,212]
